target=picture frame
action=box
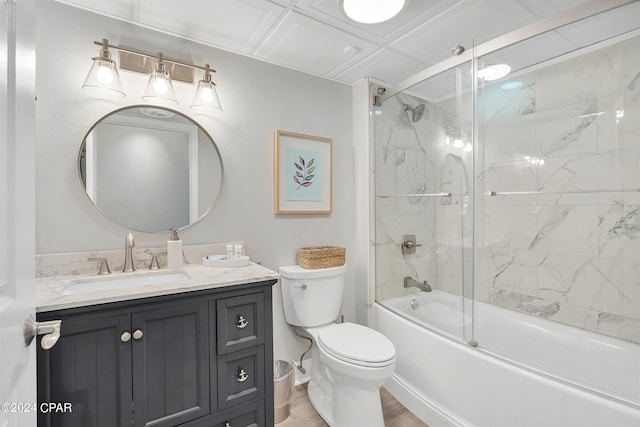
[274,130,332,214]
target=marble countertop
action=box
[36,262,280,313]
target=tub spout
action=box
[404,276,431,292]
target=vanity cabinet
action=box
[37,280,275,427]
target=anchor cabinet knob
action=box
[237,369,249,382]
[237,315,248,329]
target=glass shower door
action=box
[473,7,640,403]
[373,57,475,344]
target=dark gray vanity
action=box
[36,269,276,427]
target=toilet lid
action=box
[318,323,395,366]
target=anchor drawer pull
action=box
[237,369,249,382]
[237,315,248,329]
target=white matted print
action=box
[274,130,332,214]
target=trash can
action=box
[274,360,294,423]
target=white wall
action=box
[35,0,356,364]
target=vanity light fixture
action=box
[190,64,222,111]
[83,39,222,112]
[82,39,126,97]
[341,0,406,24]
[142,53,178,104]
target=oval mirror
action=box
[78,106,223,233]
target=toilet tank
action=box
[279,264,346,327]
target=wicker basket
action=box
[297,246,346,269]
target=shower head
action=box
[403,103,427,122]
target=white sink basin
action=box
[62,271,191,296]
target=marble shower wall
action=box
[373,33,640,345]
[474,34,640,344]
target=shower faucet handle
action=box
[401,234,422,255]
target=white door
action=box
[0,0,37,426]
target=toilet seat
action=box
[317,323,395,368]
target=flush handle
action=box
[237,369,249,382]
[293,283,308,290]
[237,315,248,329]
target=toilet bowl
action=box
[279,265,396,427]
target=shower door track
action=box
[378,0,638,102]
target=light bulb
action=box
[153,77,168,94]
[96,64,113,84]
[453,138,464,149]
[200,86,214,102]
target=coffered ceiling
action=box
[54,0,638,91]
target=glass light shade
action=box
[82,58,126,97]
[142,69,178,104]
[190,80,222,111]
[342,0,405,24]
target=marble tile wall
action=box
[475,33,640,344]
[373,33,640,344]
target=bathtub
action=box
[371,290,640,427]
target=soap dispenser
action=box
[167,227,182,269]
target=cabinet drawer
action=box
[217,346,265,410]
[178,400,265,427]
[216,293,264,354]
[215,400,265,427]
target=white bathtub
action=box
[372,290,640,427]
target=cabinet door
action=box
[131,300,210,427]
[37,312,132,427]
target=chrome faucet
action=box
[404,276,431,292]
[123,232,135,272]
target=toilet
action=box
[279,264,396,427]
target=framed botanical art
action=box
[274,130,332,214]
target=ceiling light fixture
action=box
[477,64,511,81]
[82,39,125,97]
[341,0,406,24]
[83,39,222,112]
